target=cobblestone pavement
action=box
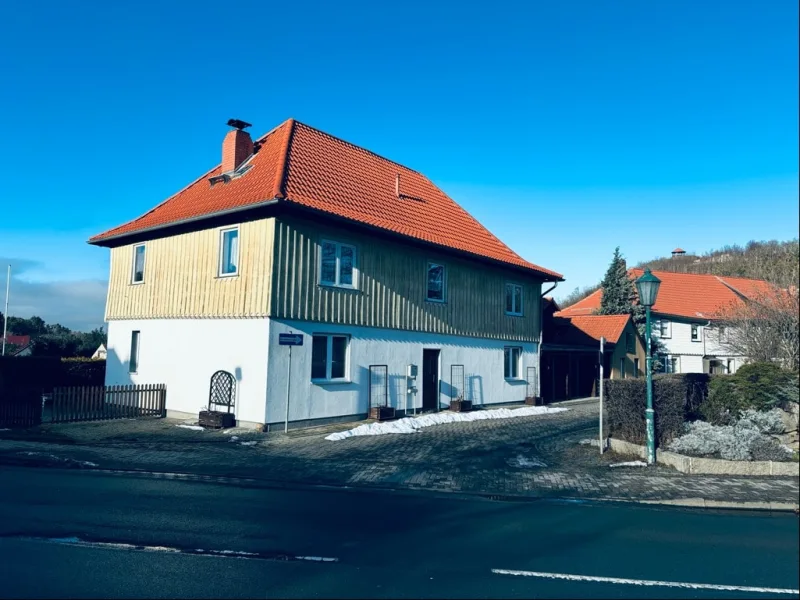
[1,400,797,505]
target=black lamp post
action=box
[635,268,661,465]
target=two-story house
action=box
[89,118,562,429]
[557,270,775,374]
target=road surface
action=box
[0,467,797,598]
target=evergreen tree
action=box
[597,247,632,315]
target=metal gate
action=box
[368,365,388,410]
[450,364,465,401]
[209,370,235,413]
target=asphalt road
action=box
[0,467,797,599]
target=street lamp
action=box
[635,268,661,465]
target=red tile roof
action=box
[568,315,631,344]
[672,247,685,253]
[3,334,30,347]
[90,119,562,280]
[556,270,776,320]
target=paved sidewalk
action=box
[1,400,797,507]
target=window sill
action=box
[217,272,239,279]
[130,281,145,286]
[505,312,524,317]
[311,379,352,386]
[318,283,359,292]
[425,298,447,305]
[504,377,525,383]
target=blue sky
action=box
[0,0,797,330]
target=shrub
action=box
[60,358,106,386]
[737,408,785,435]
[606,374,708,446]
[0,356,105,392]
[667,415,794,462]
[701,363,799,424]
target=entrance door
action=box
[422,349,440,411]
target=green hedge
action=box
[701,362,799,424]
[606,374,711,446]
[0,356,106,391]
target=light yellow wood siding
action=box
[611,320,647,379]
[106,219,275,320]
[271,216,544,341]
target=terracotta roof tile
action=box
[567,315,630,344]
[556,270,776,320]
[90,119,561,280]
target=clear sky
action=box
[1,0,797,330]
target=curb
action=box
[3,456,798,513]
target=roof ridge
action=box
[630,268,767,283]
[292,120,423,175]
[272,118,297,199]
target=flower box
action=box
[525,396,543,406]
[198,410,236,429]
[450,400,472,412]
[369,406,396,421]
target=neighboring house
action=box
[89,118,562,429]
[557,270,775,374]
[2,335,32,357]
[92,344,107,360]
[540,299,645,402]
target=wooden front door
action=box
[422,349,440,411]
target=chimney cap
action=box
[227,118,252,130]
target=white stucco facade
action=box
[265,319,539,428]
[652,316,744,374]
[106,317,539,429]
[105,318,271,425]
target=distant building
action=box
[92,344,107,360]
[671,247,686,257]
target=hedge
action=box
[0,356,106,392]
[606,374,711,447]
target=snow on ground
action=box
[176,424,204,431]
[239,441,258,446]
[228,436,240,442]
[508,455,548,468]
[325,405,568,441]
[609,461,647,468]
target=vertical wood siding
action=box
[106,219,275,320]
[271,216,543,341]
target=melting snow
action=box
[177,424,204,431]
[228,436,240,442]
[609,461,647,468]
[508,455,548,468]
[239,441,258,447]
[326,405,568,440]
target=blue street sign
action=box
[279,333,303,346]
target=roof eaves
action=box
[87,197,282,246]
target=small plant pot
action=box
[450,400,472,412]
[369,406,396,421]
[198,410,236,429]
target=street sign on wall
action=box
[279,333,303,346]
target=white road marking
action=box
[491,569,800,595]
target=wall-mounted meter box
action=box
[407,364,418,378]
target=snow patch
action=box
[609,461,647,468]
[176,424,204,431]
[295,556,339,562]
[326,406,568,441]
[508,455,548,468]
[239,441,258,447]
[228,436,240,442]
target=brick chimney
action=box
[221,119,254,173]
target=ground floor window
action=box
[129,331,140,373]
[634,357,640,377]
[504,347,522,379]
[311,334,350,381]
[619,358,626,378]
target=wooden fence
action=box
[49,384,166,424]
[0,387,43,428]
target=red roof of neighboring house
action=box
[89,119,562,280]
[672,247,685,253]
[3,334,30,347]
[568,315,631,344]
[556,270,776,320]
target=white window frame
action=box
[634,357,640,378]
[505,282,524,316]
[668,355,680,374]
[504,346,522,380]
[426,262,447,303]
[658,319,672,339]
[691,323,700,342]
[310,333,351,383]
[129,330,140,373]
[131,244,146,284]
[319,240,357,289]
[218,226,240,277]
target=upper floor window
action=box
[505,283,523,316]
[718,326,727,342]
[219,227,239,276]
[658,319,671,338]
[626,332,634,353]
[426,262,446,302]
[311,334,350,382]
[691,323,700,342]
[504,346,521,379]
[131,244,146,284]
[320,240,357,289]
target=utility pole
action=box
[2,265,10,356]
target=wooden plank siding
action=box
[106,219,276,320]
[271,216,543,342]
